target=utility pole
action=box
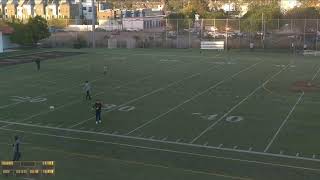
[91,0,96,48]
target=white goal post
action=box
[200,41,224,51]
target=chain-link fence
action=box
[26,18,320,51]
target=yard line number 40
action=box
[192,113,243,123]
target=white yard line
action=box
[0,57,148,110]
[0,75,107,110]
[190,63,292,143]
[126,61,264,135]
[263,91,305,152]
[0,126,320,171]
[69,64,224,128]
[263,63,320,152]
[0,75,153,129]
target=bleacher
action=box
[200,41,224,51]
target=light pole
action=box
[225,19,230,50]
[91,0,96,48]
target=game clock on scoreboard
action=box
[1,161,55,177]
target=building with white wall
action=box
[280,0,301,11]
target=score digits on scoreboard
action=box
[1,161,55,177]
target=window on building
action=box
[88,7,92,12]
[82,7,86,10]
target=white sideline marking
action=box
[1,126,319,172]
[127,61,263,135]
[0,75,153,129]
[191,63,291,143]
[264,91,304,152]
[69,64,223,128]
[0,122,319,164]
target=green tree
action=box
[9,16,50,46]
[8,20,33,45]
[166,12,189,31]
[28,16,50,44]
[298,0,320,7]
[182,0,209,18]
[241,3,282,32]
[284,7,320,19]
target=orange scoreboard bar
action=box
[1,161,55,177]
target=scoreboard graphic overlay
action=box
[1,161,55,177]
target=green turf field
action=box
[0,48,320,180]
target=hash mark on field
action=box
[233,146,238,149]
[218,144,223,148]
[280,151,283,155]
[313,154,316,159]
[2,121,320,164]
[176,139,181,142]
[162,137,167,141]
[127,61,263,135]
[56,124,64,128]
[204,142,209,146]
[248,147,252,151]
[70,64,221,128]
[191,63,292,143]
[296,153,300,157]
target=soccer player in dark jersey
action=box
[93,100,103,124]
[12,136,21,161]
[35,58,40,71]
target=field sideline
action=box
[0,48,320,180]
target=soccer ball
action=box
[50,106,55,110]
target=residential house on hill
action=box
[34,0,47,17]
[58,0,82,24]
[0,0,7,17]
[5,0,18,18]
[17,0,35,20]
[45,0,58,19]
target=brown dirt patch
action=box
[291,81,319,92]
